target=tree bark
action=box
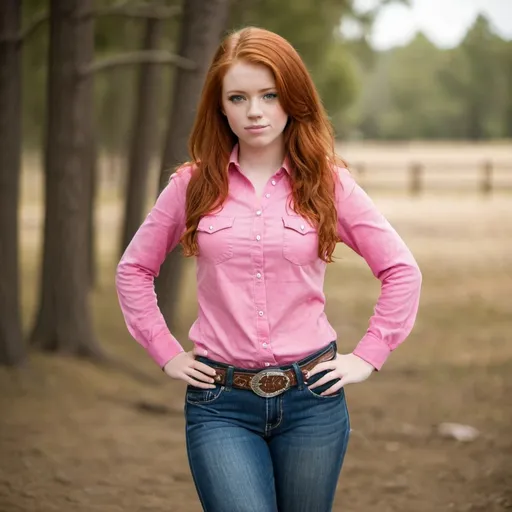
[0,0,25,366]
[29,0,102,358]
[119,17,164,257]
[155,0,231,330]
[87,132,98,288]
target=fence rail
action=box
[350,160,512,195]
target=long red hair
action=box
[179,27,346,263]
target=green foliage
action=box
[349,14,512,140]
[316,38,360,136]
[438,15,508,139]
[18,1,512,146]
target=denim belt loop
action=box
[292,362,304,390]
[225,366,235,391]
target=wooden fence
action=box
[350,160,512,195]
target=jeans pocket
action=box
[186,384,225,405]
[304,370,344,400]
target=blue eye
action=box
[227,92,278,103]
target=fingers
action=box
[186,376,216,389]
[187,367,216,385]
[179,353,217,388]
[305,360,337,380]
[193,360,217,377]
[319,377,349,396]
[307,370,340,390]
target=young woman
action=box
[116,27,422,512]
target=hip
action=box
[185,341,350,437]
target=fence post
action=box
[409,162,423,196]
[480,160,493,195]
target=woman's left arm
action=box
[307,167,422,394]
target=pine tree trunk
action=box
[0,0,25,366]
[119,17,163,257]
[87,132,98,288]
[155,0,231,330]
[29,0,102,358]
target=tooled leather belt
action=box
[210,345,336,398]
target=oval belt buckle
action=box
[250,370,291,398]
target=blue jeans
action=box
[184,341,351,512]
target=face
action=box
[221,61,289,150]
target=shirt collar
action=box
[228,143,292,176]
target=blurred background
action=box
[1,0,511,511]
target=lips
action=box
[245,125,268,131]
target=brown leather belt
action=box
[210,345,336,398]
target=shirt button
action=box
[300,225,305,230]
[256,210,262,216]
[204,350,208,356]
[256,235,261,241]
[262,343,268,348]
[271,180,276,186]
[258,311,264,316]
[265,362,270,367]
[256,272,262,279]
[265,193,270,198]
[209,225,214,230]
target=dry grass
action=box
[1,142,512,512]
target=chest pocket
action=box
[197,215,235,264]
[282,215,319,265]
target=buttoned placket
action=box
[251,173,281,367]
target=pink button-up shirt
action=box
[116,144,422,371]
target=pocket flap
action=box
[282,215,315,234]
[197,215,235,234]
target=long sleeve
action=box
[115,169,190,369]
[335,167,422,370]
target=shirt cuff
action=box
[352,333,391,371]
[145,331,185,370]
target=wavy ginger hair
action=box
[179,27,346,263]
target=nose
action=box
[247,98,263,119]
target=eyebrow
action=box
[226,87,276,94]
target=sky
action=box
[345,0,512,50]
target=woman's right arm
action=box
[116,168,218,388]
[115,171,188,370]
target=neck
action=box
[237,138,286,176]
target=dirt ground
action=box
[1,143,512,511]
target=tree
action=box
[155,0,231,329]
[28,0,195,359]
[372,33,455,140]
[29,0,102,357]
[348,13,512,141]
[119,16,164,257]
[438,15,505,140]
[0,0,25,365]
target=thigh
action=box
[185,387,278,512]
[269,387,351,512]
